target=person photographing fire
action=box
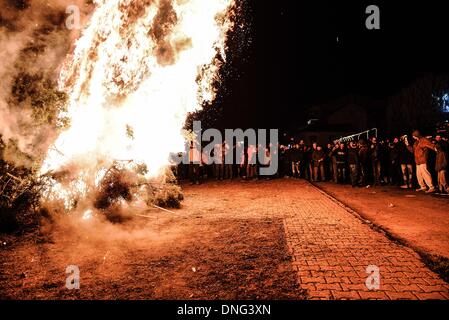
[405,130,436,193]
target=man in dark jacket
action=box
[279,145,289,178]
[312,145,326,182]
[348,141,359,187]
[306,143,317,181]
[334,143,347,184]
[325,143,333,181]
[387,138,401,185]
[435,135,448,193]
[358,139,370,186]
[329,143,339,183]
[399,136,414,189]
[370,137,382,186]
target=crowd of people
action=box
[176,130,448,195]
[278,130,448,194]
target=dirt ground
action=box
[0,181,305,300]
[315,182,449,259]
[2,180,448,300]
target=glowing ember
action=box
[82,209,93,220]
[40,0,236,208]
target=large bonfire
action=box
[34,0,236,216]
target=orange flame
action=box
[40,0,236,208]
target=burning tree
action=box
[1,0,237,231]
[0,73,69,232]
[37,0,236,218]
[0,162,39,233]
[0,0,75,232]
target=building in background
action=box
[295,95,383,144]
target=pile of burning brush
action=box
[0,156,183,232]
[39,159,184,222]
[0,160,41,233]
[91,160,184,222]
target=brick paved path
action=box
[282,181,449,300]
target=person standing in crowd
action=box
[405,130,436,193]
[290,144,302,178]
[358,139,370,187]
[213,142,223,180]
[348,141,359,187]
[334,143,347,183]
[325,143,333,181]
[435,134,448,194]
[370,137,382,186]
[270,143,280,179]
[380,139,390,184]
[247,143,257,179]
[223,140,233,180]
[255,143,264,180]
[261,147,273,179]
[312,145,326,182]
[297,140,306,179]
[387,138,401,186]
[329,143,339,183]
[399,135,414,189]
[295,140,303,178]
[279,145,290,178]
[235,141,245,179]
[189,141,201,185]
[201,147,211,180]
[307,143,317,181]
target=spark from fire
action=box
[82,209,93,220]
[40,0,236,207]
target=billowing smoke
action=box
[0,0,92,166]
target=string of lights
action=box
[335,128,378,143]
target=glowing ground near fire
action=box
[0,181,307,300]
[1,180,448,300]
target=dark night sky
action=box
[216,0,449,130]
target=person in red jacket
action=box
[405,130,436,193]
